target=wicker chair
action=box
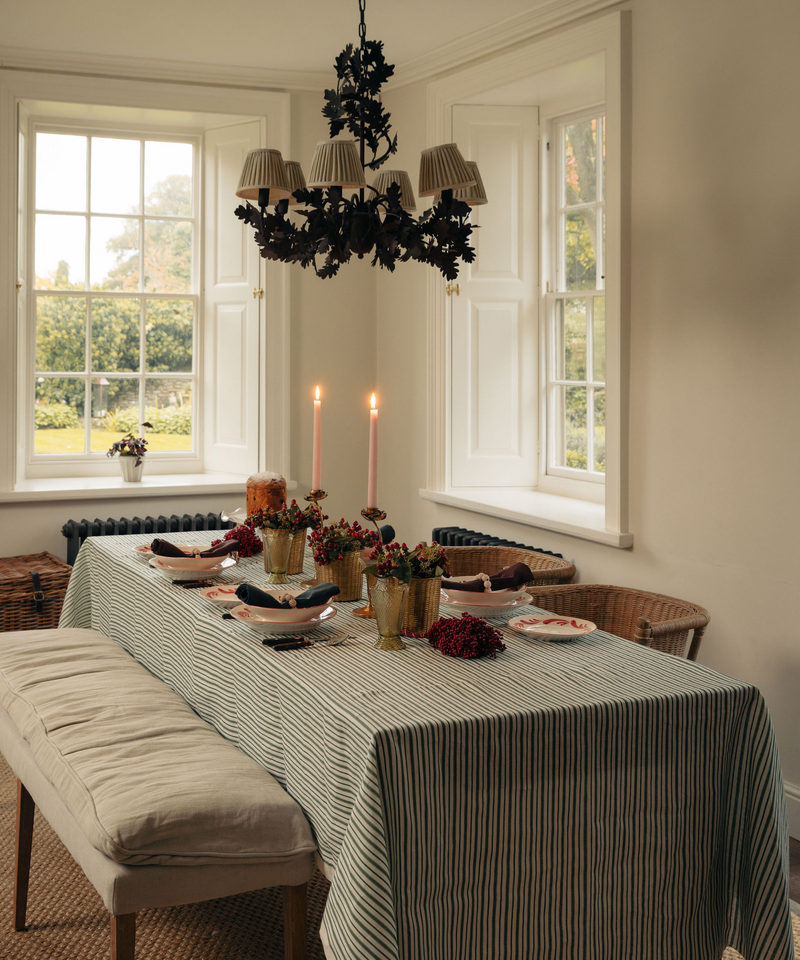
[523,584,709,660]
[443,545,575,587]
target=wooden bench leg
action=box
[14,779,35,932]
[111,912,136,960]
[282,883,308,960]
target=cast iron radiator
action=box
[61,513,236,566]
[431,526,563,559]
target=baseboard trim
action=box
[786,781,800,841]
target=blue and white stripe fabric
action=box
[60,534,793,960]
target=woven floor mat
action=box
[0,752,797,959]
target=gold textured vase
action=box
[401,577,441,634]
[261,528,296,584]
[314,550,362,601]
[371,577,408,651]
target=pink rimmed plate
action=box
[198,584,242,607]
[507,614,596,642]
[229,604,337,634]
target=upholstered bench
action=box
[0,628,317,959]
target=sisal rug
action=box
[0,754,797,959]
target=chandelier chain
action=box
[358,0,367,47]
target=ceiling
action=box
[2,0,553,76]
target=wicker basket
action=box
[314,551,362,602]
[0,552,72,633]
[444,545,576,586]
[401,577,441,634]
[287,529,307,576]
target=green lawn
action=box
[34,428,192,455]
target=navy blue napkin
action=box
[235,582,340,608]
[380,524,395,543]
[151,538,239,558]
[441,562,534,593]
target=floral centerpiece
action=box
[106,423,153,482]
[364,541,450,641]
[308,519,380,601]
[246,500,322,582]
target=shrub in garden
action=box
[34,404,80,429]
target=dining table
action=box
[58,532,794,960]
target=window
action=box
[422,13,631,547]
[30,127,198,461]
[545,111,606,483]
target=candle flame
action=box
[370,393,376,409]
[315,385,320,401]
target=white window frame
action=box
[421,12,632,548]
[0,69,291,501]
[543,107,606,487]
[26,120,201,473]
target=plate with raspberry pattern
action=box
[507,614,596,642]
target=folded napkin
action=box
[380,524,395,543]
[441,562,534,593]
[151,538,239,559]
[235,582,340,609]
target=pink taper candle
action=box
[312,386,322,491]
[367,393,378,508]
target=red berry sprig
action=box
[211,524,262,559]
[425,613,507,660]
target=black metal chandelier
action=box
[234,0,487,280]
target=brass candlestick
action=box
[354,507,388,618]
[300,489,328,587]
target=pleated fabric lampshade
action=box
[284,161,307,205]
[372,170,417,211]
[436,161,488,206]
[236,149,291,202]
[307,140,367,189]
[418,143,476,197]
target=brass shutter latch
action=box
[446,283,461,297]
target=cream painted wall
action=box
[377,0,800,823]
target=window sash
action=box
[27,122,200,462]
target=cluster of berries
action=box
[210,524,262,559]
[425,613,507,660]
[308,519,378,566]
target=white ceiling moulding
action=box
[0,46,329,93]
[391,0,624,88]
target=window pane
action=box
[145,142,193,216]
[36,133,86,212]
[146,300,193,372]
[36,296,85,372]
[594,387,606,473]
[564,119,596,205]
[565,208,596,290]
[34,377,85,454]
[553,384,587,471]
[91,138,140,215]
[144,378,193,451]
[35,214,86,289]
[563,298,586,381]
[90,217,140,291]
[91,378,140,452]
[144,220,192,293]
[92,298,140,373]
[593,296,606,382]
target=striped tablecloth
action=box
[59,533,793,960]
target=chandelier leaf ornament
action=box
[234,0,487,281]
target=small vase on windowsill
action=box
[119,455,145,483]
[107,425,151,483]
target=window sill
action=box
[419,487,633,548]
[1,473,297,504]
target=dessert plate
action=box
[149,555,238,581]
[229,604,337,634]
[507,614,596,641]
[198,584,242,607]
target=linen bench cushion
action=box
[0,628,316,867]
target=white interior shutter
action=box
[450,105,539,487]
[202,121,262,475]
